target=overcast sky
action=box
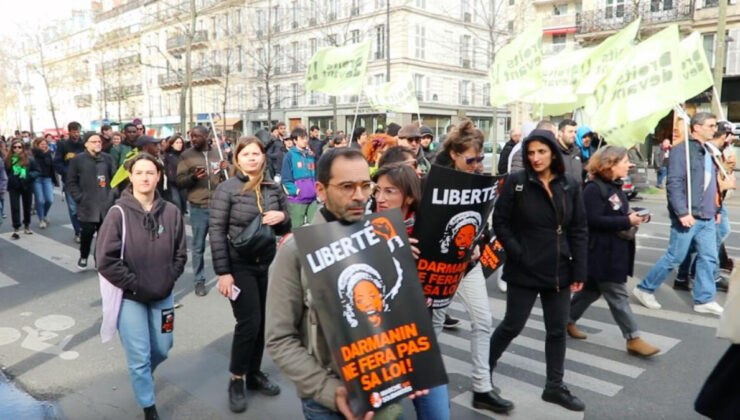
[0,0,89,38]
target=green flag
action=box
[678,32,714,102]
[576,18,641,96]
[589,25,682,147]
[305,40,371,96]
[522,47,593,116]
[365,74,420,114]
[489,20,543,107]
[595,108,670,149]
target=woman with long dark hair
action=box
[96,153,187,420]
[209,136,291,413]
[5,139,39,239]
[164,134,187,213]
[31,137,58,228]
[490,129,588,411]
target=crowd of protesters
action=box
[1,111,737,420]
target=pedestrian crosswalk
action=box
[438,297,683,418]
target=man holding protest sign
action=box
[266,149,434,420]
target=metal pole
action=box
[712,0,728,117]
[675,105,692,212]
[208,112,229,179]
[385,0,390,82]
[712,85,726,121]
[349,98,361,147]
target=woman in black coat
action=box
[567,145,660,357]
[163,135,186,213]
[490,129,588,412]
[209,136,291,413]
[5,139,40,238]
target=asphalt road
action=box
[0,186,733,420]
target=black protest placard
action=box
[480,235,507,279]
[413,165,503,308]
[292,209,447,416]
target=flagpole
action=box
[675,105,691,212]
[712,85,726,121]
[208,112,229,180]
[349,95,361,147]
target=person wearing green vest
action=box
[111,123,139,169]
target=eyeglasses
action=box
[401,137,421,144]
[12,146,23,149]
[460,155,485,165]
[373,186,401,198]
[328,181,375,196]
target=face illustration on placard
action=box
[439,211,482,260]
[338,259,404,328]
[353,280,384,328]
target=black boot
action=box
[542,385,585,411]
[472,390,514,414]
[229,377,247,413]
[247,371,281,396]
[143,405,159,420]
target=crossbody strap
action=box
[110,205,126,259]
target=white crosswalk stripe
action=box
[0,232,84,273]
[439,293,684,416]
[0,272,19,289]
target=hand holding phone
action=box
[230,285,241,301]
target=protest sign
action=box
[413,165,502,308]
[292,209,447,416]
[365,74,420,114]
[489,20,543,107]
[577,18,640,96]
[305,40,371,96]
[480,235,507,279]
[589,25,682,146]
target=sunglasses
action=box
[462,155,485,165]
[401,137,421,144]
[12,145,23,149]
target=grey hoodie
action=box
[96,190,187,303]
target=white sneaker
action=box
[497,277,507,292]
[632,286,662,309]
[693,301,724,316]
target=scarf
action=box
[11,156,27,179]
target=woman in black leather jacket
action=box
[208,136,291,413]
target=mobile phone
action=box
[194,165,206,172]
[635,209,650,217]
[230,285,241,301]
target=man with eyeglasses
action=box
[634,112,724,316]
[66,133,116,268]
[398,124,431,174]
[267,148,418,420]
[281,127,318,227]
[54,121,87,243]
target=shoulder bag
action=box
[99,205,126,343]
[230,185,277,264]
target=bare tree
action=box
[245,0,280,128]
[23,33,62,137]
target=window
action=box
[483,83,490,106]
[256,10,264,33]
[309,0,318,23]
[273,45,282,73]
[703,33,715,67]
[292,1,299,27]
[234,9,242,33]
[462,0,472,22]
[351,0,361,15]
[458,80,470,105]
[508,20,514,32]
[605,0,625,18]
[373,73,386,85]
[257,87,265,108]
[554,4,568,15]
[552,34,566,53]
[416,0,426,8]
[651,0,674,10]
[211,16,217,39]
[508,0,514,5]
[460,35,471,68]
[291,41,299,72]
[327,0,338,20]
[310,38,318,55]
[413,74,424,101]
[274,84,281,107]
[375,25,386,59]
[728,28,740,75]
[236,46,243,72]
[328,33,338,46]
[291,83,299,106]
[351,29,360,44]
[414,24,426,59]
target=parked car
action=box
[622,147,650,199]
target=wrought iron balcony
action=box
[99,84,143,101]
[167,30,208,54]
[576,0,694,35]
[74,94,92,108]
[158,65,223,90]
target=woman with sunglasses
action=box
[432,121,513,414]
[4,139,40,239]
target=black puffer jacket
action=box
[32,149,57,183]
[492,129,588,290]
[209,172,291,275]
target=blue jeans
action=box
[678,206,730,281]
[118,294,174,408]
[64,189,81,235]
[189,206,209,283]
[638,217,718,304]
[33,177,54,221]
[301,398,404,420]
[413,384,450,420]
[656,167,668,187]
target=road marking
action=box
[0,272,19,289]
[445,317,644,378]
[439,333,622,396]
[443,356,584,420]
[0,233,84,273]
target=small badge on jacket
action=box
[608,193,622,211]
[161,308,175,333]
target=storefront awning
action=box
[544,27,577,35]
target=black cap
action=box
[290,127,307,140]
[386,123,402,137]
[135,135,160,148]
[82,131,100,144]
[419,125,434,138]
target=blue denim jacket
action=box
[666,138,718,220]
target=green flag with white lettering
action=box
[576,18,641,97]
[589,25,682,148]
[489,20,543,107]
[523,47,593,116]
[365,74,420,114]
[305,41,371,96]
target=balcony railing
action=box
[542,14,577,30]
[97,54,141,73]
[158,65,223,89]
[96,26,134,46]
[74,94,92,108]
[99,84,143,101]
[577,1,694,34]
[167,30,208,53]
